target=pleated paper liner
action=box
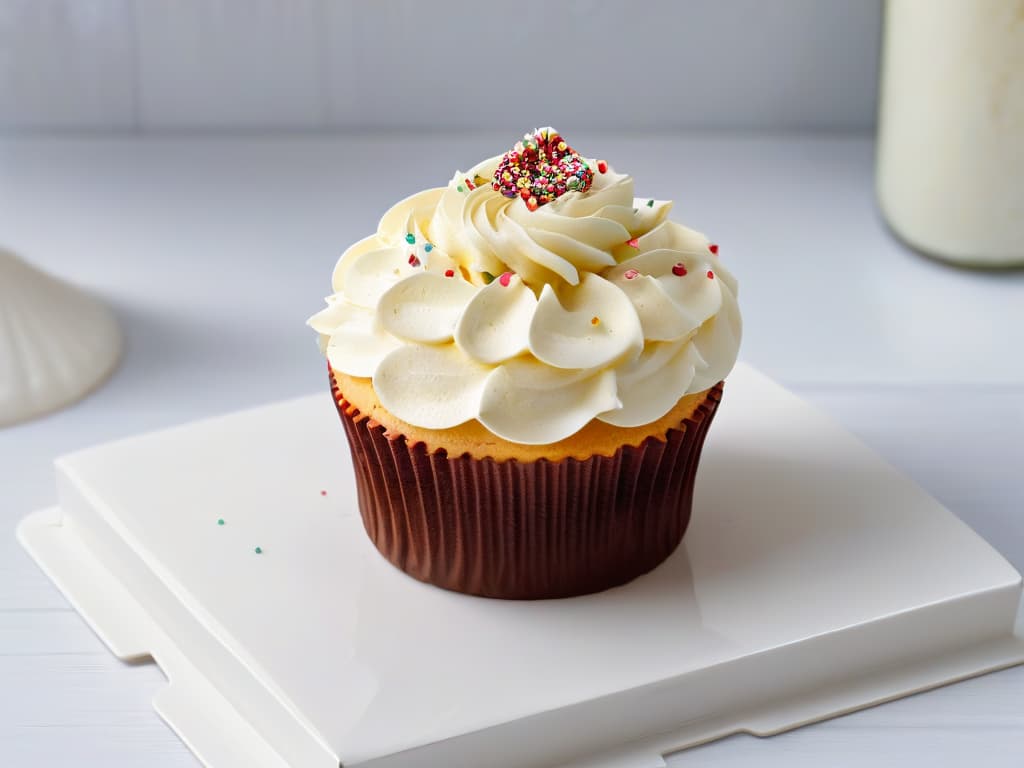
[330,371,723,600]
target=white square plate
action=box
[18,364,1024,768]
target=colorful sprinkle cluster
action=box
[492,128,594,211]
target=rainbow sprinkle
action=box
[492,128,593,210]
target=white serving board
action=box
[17,363,1024,768]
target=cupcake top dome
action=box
[309,128,741,445]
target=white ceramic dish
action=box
[0,249,121,427]
[18,364,1024,768]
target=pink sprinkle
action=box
[624,268,640,280]
[626,238,639,249]
[444,269,455,277]
[709,243,719,255]
[408,254,421,267]
[320,490,327,496]
[707,270,715,279]
[498,271,513,287]
[672,263,688,277]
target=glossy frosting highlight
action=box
[310,134,741,445]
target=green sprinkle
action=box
[647,199,654,207]
[482,271,496,284]
[633,208,638,214]
[457,185,465,193]
[217,518,225,526]
[254,546,263,554]
[405,233,415,245]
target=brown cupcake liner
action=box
[330,369,723,600]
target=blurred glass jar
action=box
[877,0,1024,267]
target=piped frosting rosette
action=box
[310,129,741,445]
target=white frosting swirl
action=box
[310,149,741,445]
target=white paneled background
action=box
[0,0,883,133]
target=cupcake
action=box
[309,128,741,599]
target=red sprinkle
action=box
[626,238,639,248]
[526,196,539,211]
[444,269,455,278]
[709,243,719,255]
[624,268,640,280]
[597,160,608,174]
[707,270,715,279]
[464,177,475,190]
[672,263,688,276]
[498,271,513,287]
[408,254,421,267]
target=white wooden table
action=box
[1,133,1022,766]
